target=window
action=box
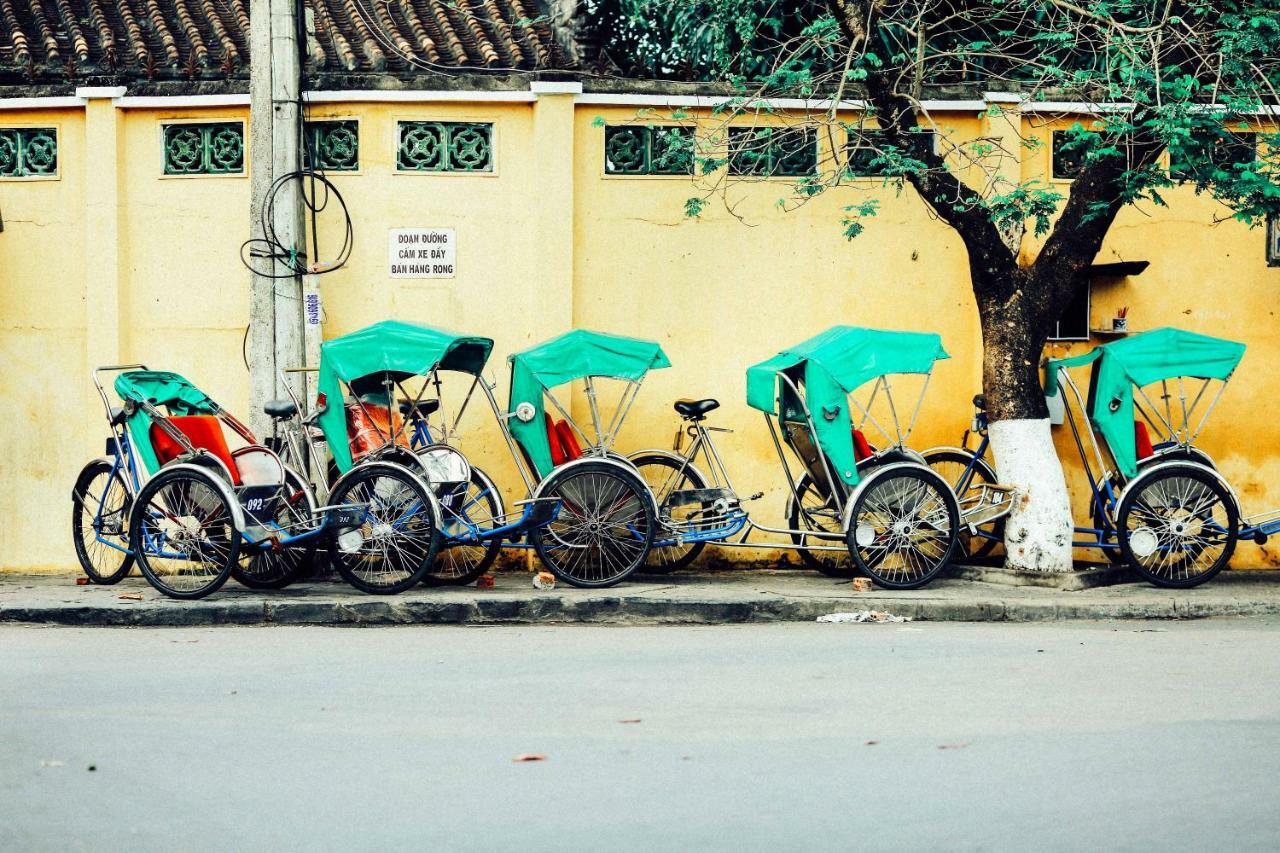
[1171,131,1257,181]
[0,127,57,177]
[303,120,359,171]
[728,127,816,177]
[1268,214,1280,268]
[1048,278,1090,341]
[1051,130,1085,180]
[604,125,693,175]
[163,122,244,175]
[845,130,934,177]
[397,122,493,172]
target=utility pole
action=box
[247,0,305,438]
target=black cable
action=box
[239,168,354,278]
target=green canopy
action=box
[318,320,495,472]
[1045,327,1245,477]
[114,370,222,475]
[745,327,949,487]
[508,330,671,480]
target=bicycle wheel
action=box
[72,459,135,584]
[846,466,959,590]
[786,474,856,577]
[531,461,656,588]
[232,467,317,590]
[629,453,708,573]
[1117,464,1237,588]
[328,463,442,594]
[424,466,503,586]
[923,448,1003,559]
[129,467,240,600]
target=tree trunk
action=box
[976,271,1074,573]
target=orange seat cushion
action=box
[545,413,567,466]
[346,403,409,462]
[1134,421,1154,460]
[150,415,241,484]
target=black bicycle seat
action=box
[398,399,441,418]
[264,399,298,419]
[674,398,720,419]
[972,394,987,410]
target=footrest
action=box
[318,502,369,530]
[958,483,1015,530]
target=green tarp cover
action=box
[508,330,671,480]
[1044,327,1245,477]
[745,327,949,487]
[114,370,222,476]
[318,320,495,472]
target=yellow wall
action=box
[2,93,1278,571]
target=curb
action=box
[5,591,1280,627]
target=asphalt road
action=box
[3,620,1279,852]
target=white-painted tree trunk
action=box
[989,418,1074,572]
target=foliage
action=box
[606,0,1280,244]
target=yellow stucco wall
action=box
[2,93,1278,571]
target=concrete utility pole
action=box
[247,0,306,438]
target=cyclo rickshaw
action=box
[293,320,560,594]
[628,326,1013,589]
[932,327,1256,587]
[71,366,341,599]
[502,329,666,588]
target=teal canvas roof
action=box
[746,326,949,414]
[1045,327,1245,477]
[319,320,494,473]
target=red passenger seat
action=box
[851,428,873,462]
[150,415,241,484]
[1134,421,1154,460]
[544,414,583,465]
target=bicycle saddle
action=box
[398,399,441,418]
[263,399,298,419]
[674,398,720,419]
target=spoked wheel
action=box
[1117,464,1237,588]
[424,466,503,586]
[72,459,135,584]
[328,463,442,594]
[129,468,241,600]
[531,461,656,588]
[786,474,855,577]
[231,468,317,590]
[923,449,1003,560]
[629,453,708,574]
[845,466,959,590]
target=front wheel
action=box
[1117,464,1237,588]
[846,466,959,590]
[129,467,240,600]
[922,448,1003,560]
[72,459,135,584]
[424,466,504,586]
[231,467,317,590]
[531,462,656,588]
[328,463,442,594]
[628,453,708,574]
[786,474,855,577]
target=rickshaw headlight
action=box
[514,402,536,423]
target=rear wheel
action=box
[72,459,135,584]
[923,449,1003,559]
[786,474,854,577]
[129,468,240,600]
[424,466,503,586]
[328,464,442,594]
[846,466,959,590]
[629,453,708,573]
[531,462,655,588]
[1117,464,1237,588]
[232,467,317,590]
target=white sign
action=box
[389,228,456,278]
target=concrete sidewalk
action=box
[4,568,1280,626]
